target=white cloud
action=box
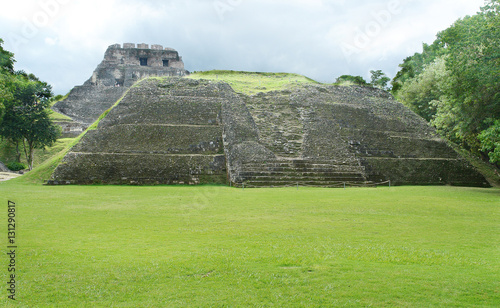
[0,0,485,94]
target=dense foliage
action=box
[0,40,60,170]
[0,38,15,124]
[393,0,500,166]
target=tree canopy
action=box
[370,70,391,90]
[0,41,60,170]
[0,38,16,124]
[393,0,500,166]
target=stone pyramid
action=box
[49,77,488,187]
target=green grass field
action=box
[1,182,498,307]
[0,73,498,306]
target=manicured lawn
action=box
[1,183,499,307]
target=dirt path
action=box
[0,172,22,182]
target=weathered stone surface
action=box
[225,84,488,187]
[51,153,226,185]
[52,43,188,126]
[0,161,10,172]
[50,78,227,185]
[50,78,489,187]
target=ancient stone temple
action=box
[49,77,489,187]
[52,43,188,128]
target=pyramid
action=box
[49,77,488,187]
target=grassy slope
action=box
[0,138,76,169]
[48,94,73,122]
[0,184,498,306]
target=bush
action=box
[335,75,368,86]
[6,162,27,171]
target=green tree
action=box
[0,38,14,73]
[433,0,500,153]
[0,38,15,124]
[393,0,499,166]
[398,57,449,121]
[479,120,500,164]
[370,70,391,90]
[0,73,60,170]
[391,40,447,93]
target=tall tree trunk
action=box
[28,141,34,171]
[22,139,34,171]
[22,139,28,165]
[14,141,21,163]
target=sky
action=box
[0,0,486,95]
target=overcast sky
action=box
[0,0,485,95]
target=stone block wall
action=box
[104,43,184,68]
[50,78,227,185]
[52,85,127,125]
[52,43,188,126]
[224,84,488,187]
[50,77,489,187]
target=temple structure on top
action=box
[53,43,188,128]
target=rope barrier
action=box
[231,181,392,189]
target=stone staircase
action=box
[233,159,368,187]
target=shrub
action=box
[6,162,27,171]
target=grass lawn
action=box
[0,182,499,307]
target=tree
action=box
[0,38,14,74]
[0,38,15,125]
[479,120,500,164]
[433,1,500,153]
[397,57,449,121]
[370,70,391,90]
[0,73,60,170]
[391,40,447,93]
[392,0,500,165]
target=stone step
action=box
[236,158,367,185]
[239,176,367,183]
[239,166,365,173]
[241,160,362,167]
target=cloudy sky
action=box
[0,0,485,95]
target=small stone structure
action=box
[49,78,489,187]
[52,43,188,127]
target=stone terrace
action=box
[50,78,227,185]
[50,78,489,187]
[225,84,487,187]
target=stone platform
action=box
[49,78,489,187]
